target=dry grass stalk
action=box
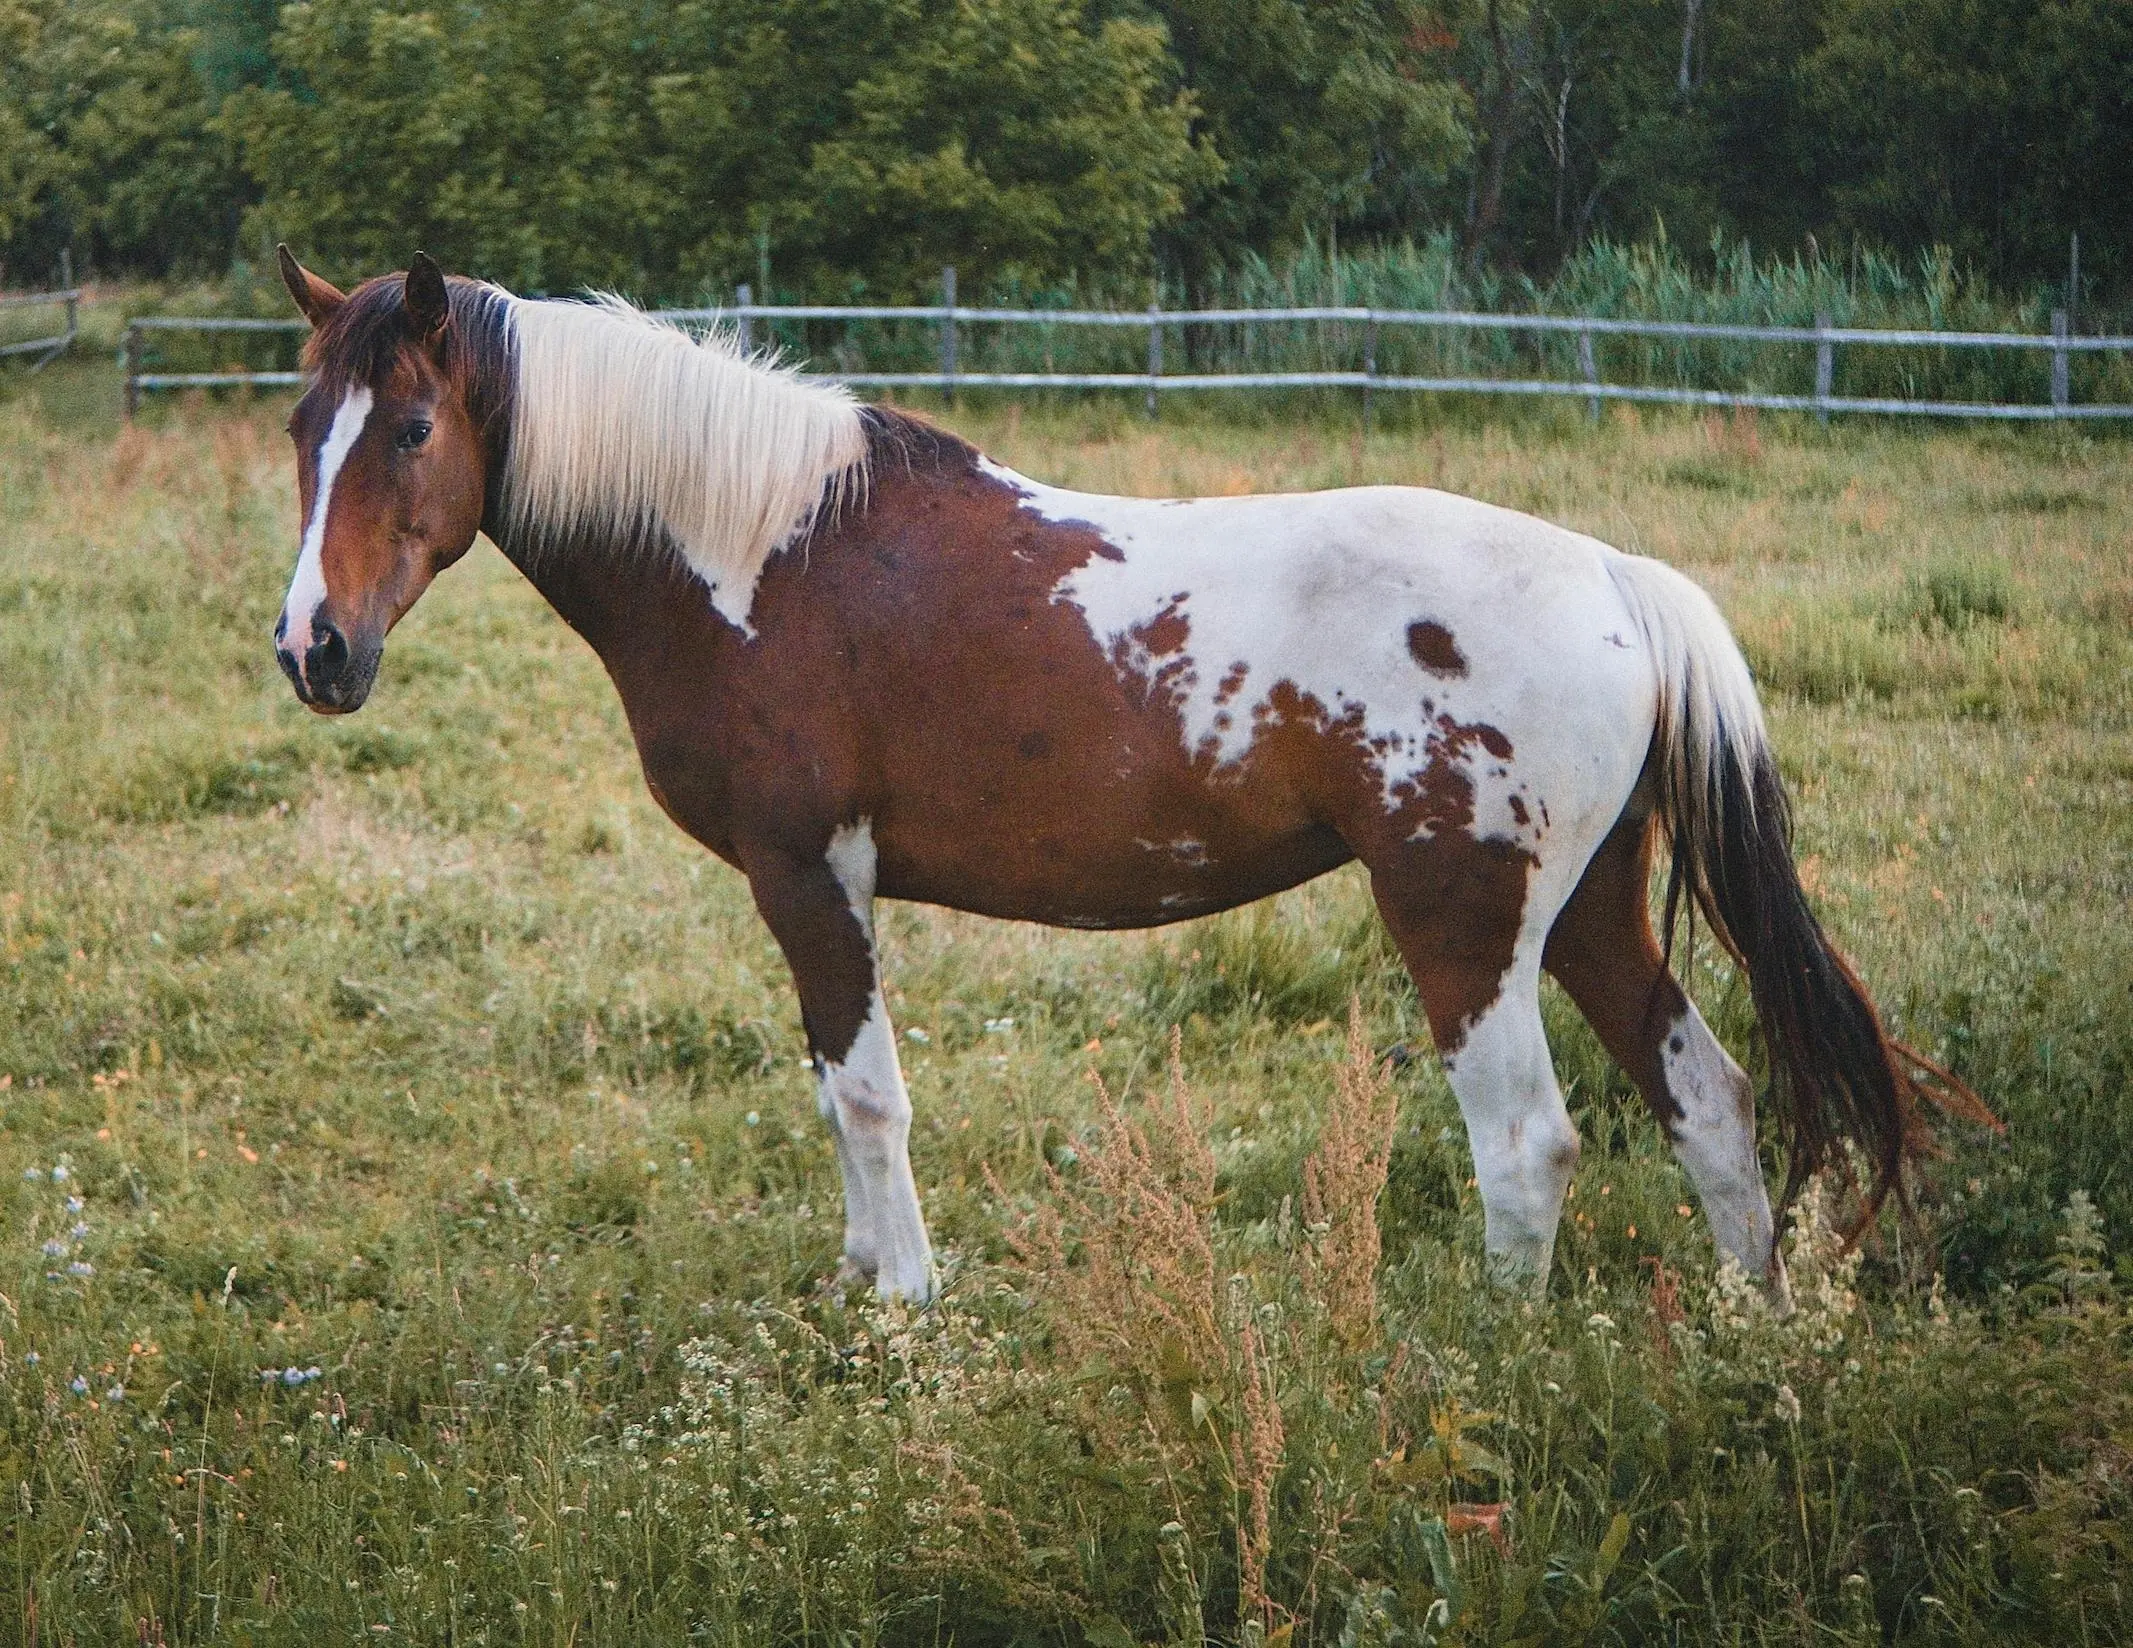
[1643,1256,1687,1367]
[1301,1000,1402,1347]
[1233,1315,1287,1631]
[997,1027,1222,1399]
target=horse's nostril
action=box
[300,620,351,700]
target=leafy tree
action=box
[227,0,1215,299]
[4,0,2129,307]
[1810,0,2133,290]
[0,1,62,268]
[1136,0,1470,285]
[0,0,244,282]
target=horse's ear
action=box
[277,245,345,328]
[404,252,449,346]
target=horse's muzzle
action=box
[275,612,379,714]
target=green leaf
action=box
[1451,1441,1510,1481]
[1081,1614,1139,1648]
[1417,1515,1463,1623]
[1595,1511,1632,1584]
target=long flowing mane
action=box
[501,295,868,626]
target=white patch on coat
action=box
[982,458,1661,862]
[818,818,935,1302]
[281,385,373,658]
[1659,1004,1779,1279]
[824,818,878,932]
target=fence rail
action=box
[0,252,80,371]
[122,272,2133,422]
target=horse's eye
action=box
[397,419,433,452]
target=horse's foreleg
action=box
[1543,805,1780,1286]
[743,827,935,1303]
[1370,865,1577,1289]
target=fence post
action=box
[122,322,140,420]
[1814,310,1834,426]
[735,284,752,355]
[60,246,75,344]
[940,266,957,396]
[1577,325,1600,423]
[1363,313,1378,435]
[2051,308,2070,415]
[1145,296,1161,419]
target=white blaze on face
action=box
[281,385,373,659]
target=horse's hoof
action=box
[825,1256,875,1296]
[874,1251,937,1306]
[1762,1255,1796,1318]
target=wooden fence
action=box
[0,252,80,371]
[124,269,2133,423]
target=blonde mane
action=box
[502,295,868,629]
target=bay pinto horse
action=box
[269,249,1971,1304]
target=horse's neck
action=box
[489,518,737,688]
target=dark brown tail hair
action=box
[1608,552,1996,1236]
[1661,736,2003,1233]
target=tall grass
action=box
[0,381,2127,1641]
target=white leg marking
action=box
[1443,957,1580,1288]
[281,385,373,658]
[1659,1005,1779,1280]
[820,820,935,1302]
[819,991,933,1302]
[817,1075,881,1278]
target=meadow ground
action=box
[1,341,2129,1644]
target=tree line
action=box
[2,0,2126,307]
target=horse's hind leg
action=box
[1542,799,1779,1279]
[1368,859,1579,1287]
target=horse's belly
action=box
[876,802,1353,929]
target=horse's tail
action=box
[1602,551,1993,1235]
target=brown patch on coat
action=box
[1230,680,1536,1055]
[1406,619,1469,677]
[1137,600,1191,656]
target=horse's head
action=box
[273,248,490,713]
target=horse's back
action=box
[1019,477,1662,863]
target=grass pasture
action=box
[0,368,2129,1644]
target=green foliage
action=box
[0,0,243,281]
[1809,0,2133,289]
[1141,0,1470,278]
[4,0,2130,309]
[221,0,1215,299]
